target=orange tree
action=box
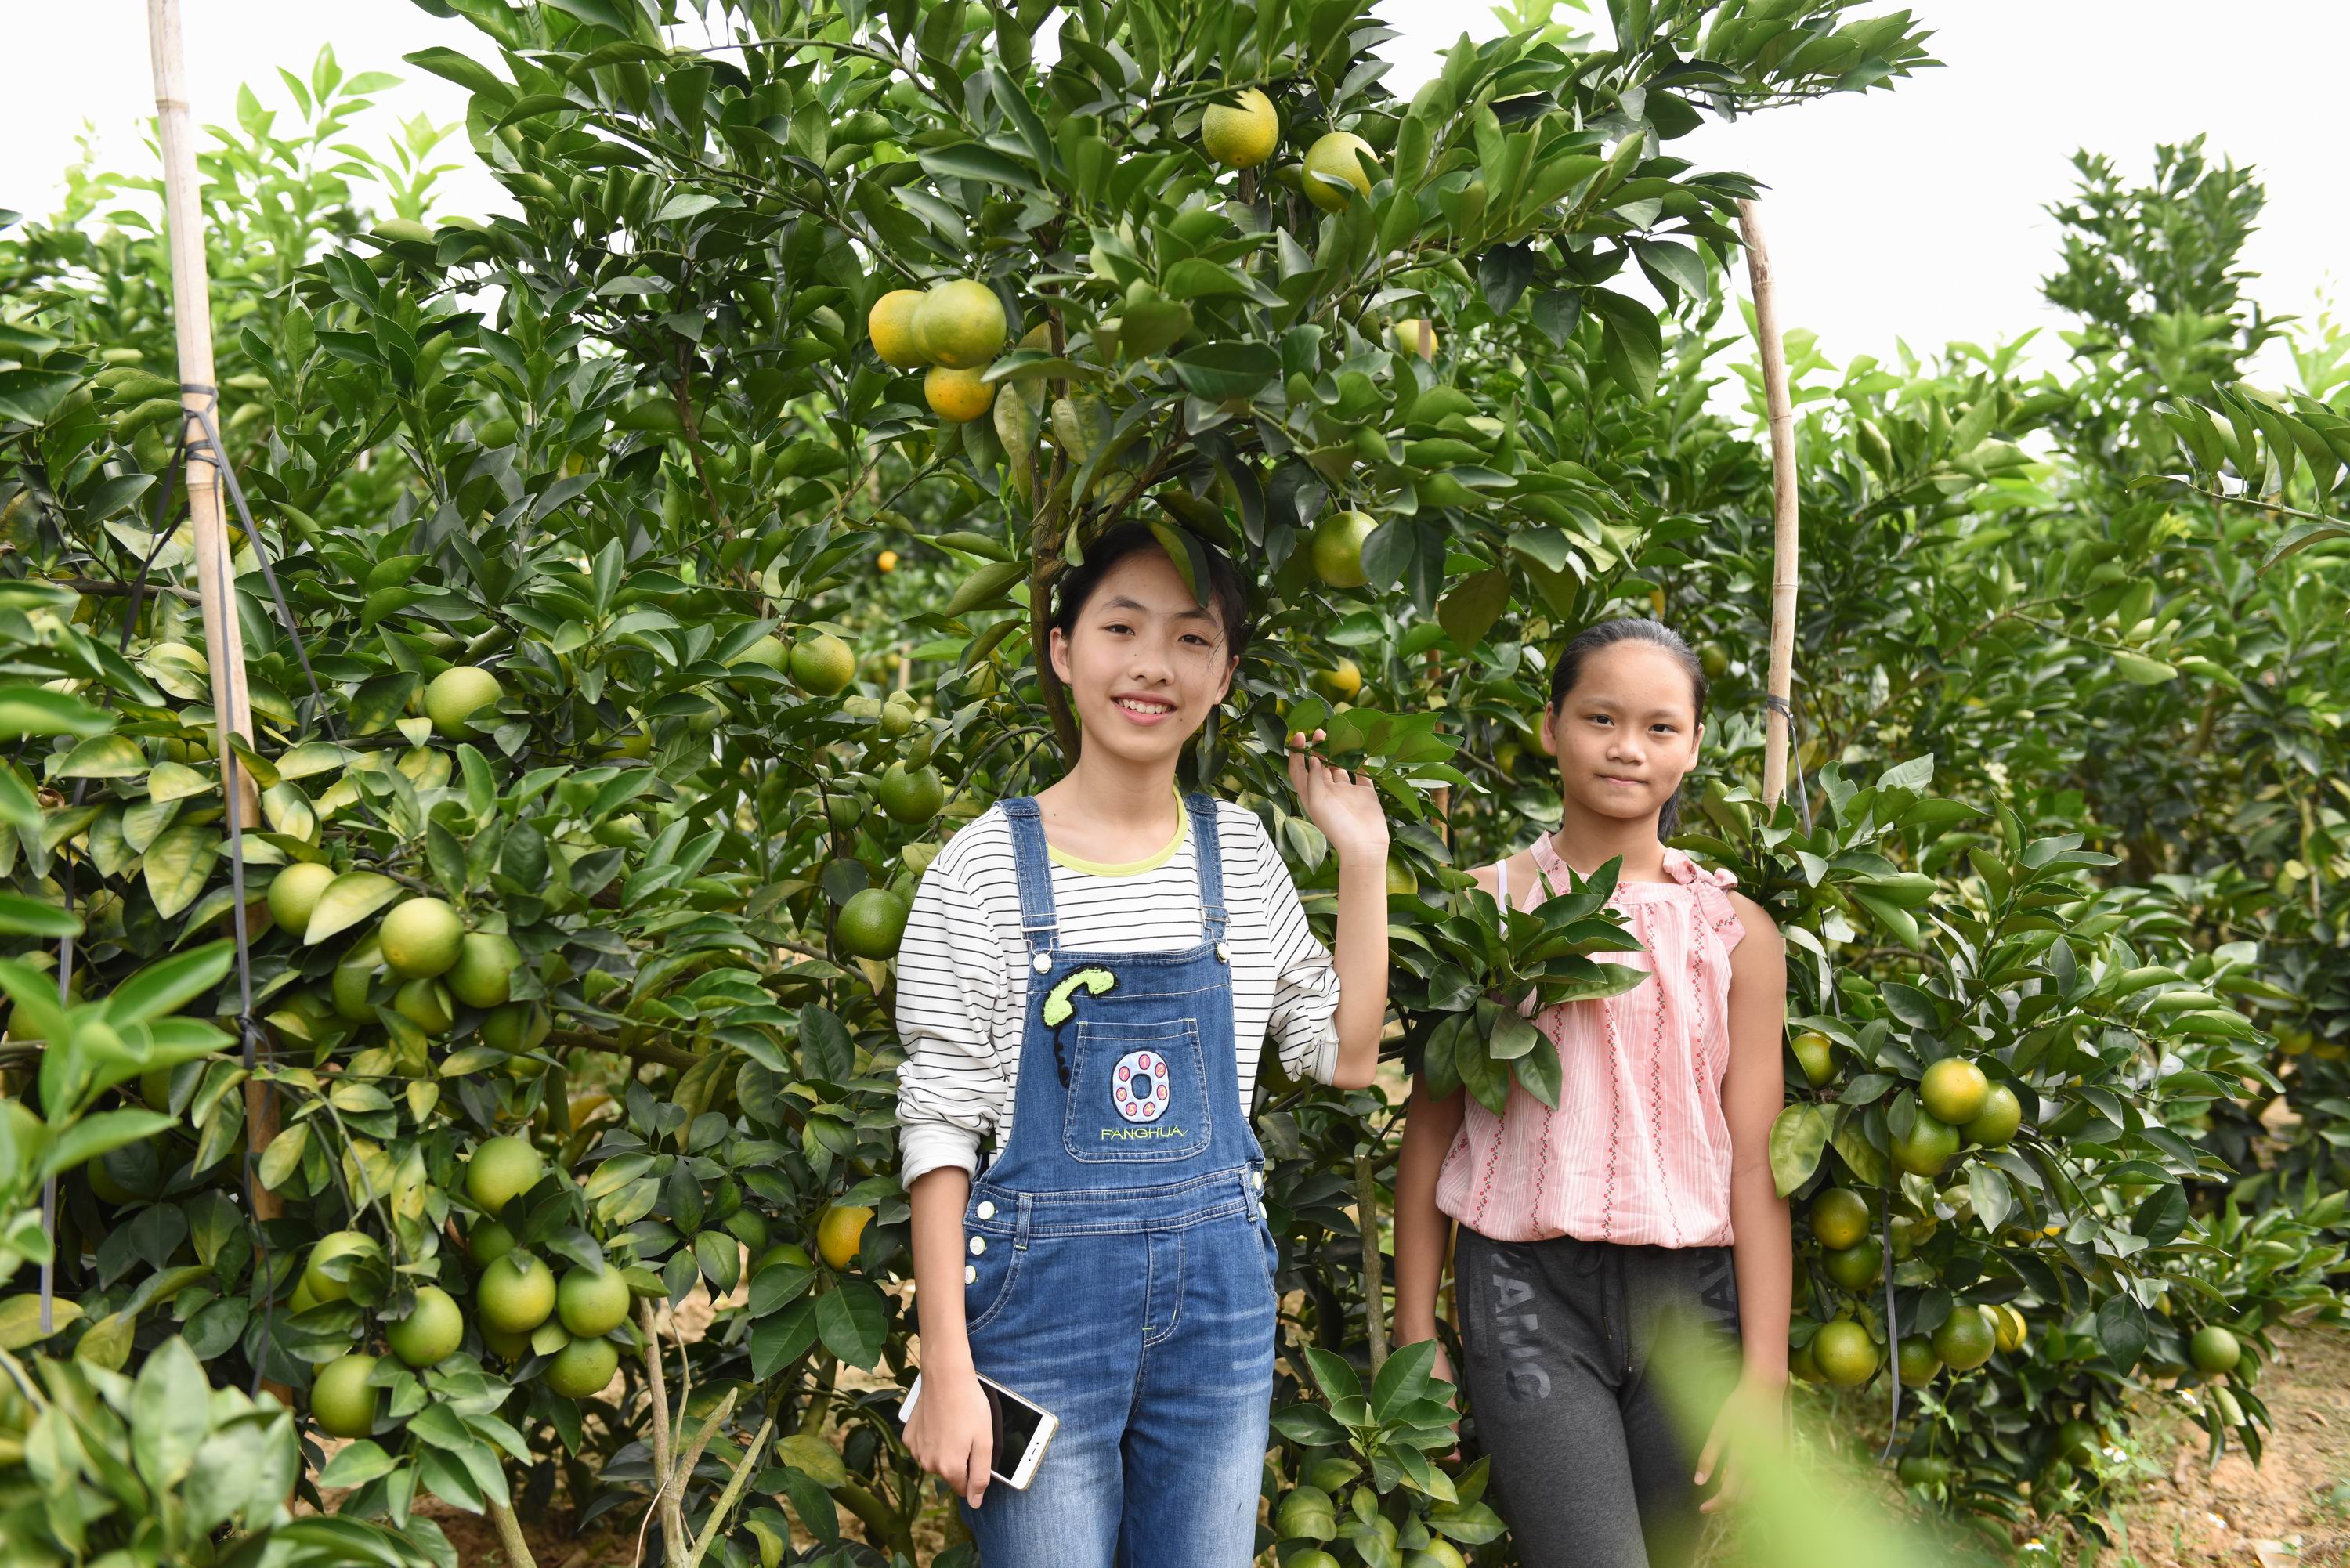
[12,2,2344,1566]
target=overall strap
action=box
[1184,793,1228,948]
[997,797,1059,971]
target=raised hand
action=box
[1287,729,1390,864]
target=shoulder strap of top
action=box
[1184,793,1227,944]
[996,798,1058,959]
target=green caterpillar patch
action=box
[1042,966,1117,1026]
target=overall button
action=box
[975,1200,996,1220]
[1215,941,1231,963]
[964,1265,978,1284]
[1032,952,1052,974]
[1253,1169,1267,1190]
[969,1235,987,1256]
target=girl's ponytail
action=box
[1546,619,1708,843]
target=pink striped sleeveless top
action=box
[1435,836,1748,1248]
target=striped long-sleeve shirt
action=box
[894,799,1343,1187]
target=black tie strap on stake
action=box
[179,384,338,739]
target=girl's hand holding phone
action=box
[1286,729,1389,862]
[907,1365,995,1508]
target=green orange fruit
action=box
[1789,1030,1835,1087]
[302,1230,380,1305]
[1310,509,1375,588]
[837,888,909,961]
[2189,1325,2241,1375]
[424,666,503,738]
[790,633,856,696]
[544,1335,620,1399]
[392,977,454,1035]
[310,1353,380,1438]
[1896,1338,1942,1387]
[477,1253,558,1335]
[1810,1188,1871,1251]
[1933,1304,1998,1371]
[1964,1083,2023,1147]
[447,932,522,1010]
[1812,1320,1880,1387]
[380,898,465,979]
[877,762,945,824]
[1823,1238,1884,1293]
[557,1263,632,1339]
[1893,1111,1961,1178]
[1301,131,1376,211]
[267,862,336,936]
[466,1135,544,1218]
[386,1285,465,1367]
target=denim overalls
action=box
[956,794,1279,1566]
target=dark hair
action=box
[1048,522,1255,663]
[1546,618,1708,842]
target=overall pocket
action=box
[1061,1017,1213,1164]
[964,1223,1025,1334]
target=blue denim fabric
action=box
[955,795,1278,1568]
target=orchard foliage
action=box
[0,4,2342,1567]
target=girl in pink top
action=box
[1393,620,1791,1568]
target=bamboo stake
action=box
[147,0,279,1225]
[1738,199,1801,812]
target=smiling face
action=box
[1540,641,1704,829]
[1048,547,1237,771]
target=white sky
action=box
[5,2,2340,388]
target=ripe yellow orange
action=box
[1921,1057,1990,1125]
[1390,319,1437,359]
[925,364,996,423]
[818,1204,875,1270]
[1302,131,1377,211]
[877,549,898,573]
[1994,1303,2029,1354]
[1311,659,1363,703]
[1201,88,1279,168]
[913,280,1007,369]
[867,288,928,369]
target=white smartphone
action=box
[899,1371,1059,1491]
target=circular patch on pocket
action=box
[1111,1050,1172,1123]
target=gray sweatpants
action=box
[1455,1228,1743,1568]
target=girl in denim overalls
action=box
[895,526,1393,1566]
